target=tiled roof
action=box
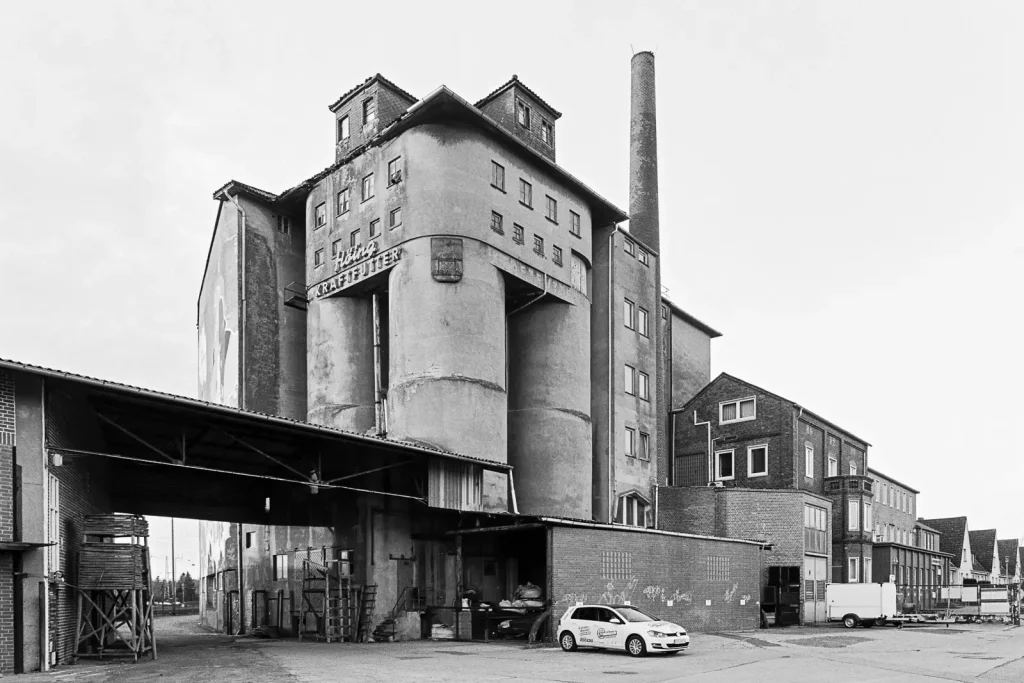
[328,73,417,113]
[0,357,510,472]
[917,517,968,559]
[968,529,998,571]
[997,539,1018,576]
[212,180,277,204]
[474,75,563,119]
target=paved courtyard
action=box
[22,615,1024,682]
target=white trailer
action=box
[826,583,897,628]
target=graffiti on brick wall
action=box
[599,577,639,604]
[668,589,692,604]
[561,592,588,606]
[724,583,739,602]
[643,585,665,602]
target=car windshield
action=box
[614,607,657,622]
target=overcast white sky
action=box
[1,1,1021,549]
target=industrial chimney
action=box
[629,51,659,250]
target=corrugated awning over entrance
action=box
[2,358,510,523]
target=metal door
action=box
[803,556,828,623]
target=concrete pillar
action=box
[387,238,507,509]
[508,300,592,518]
[306,296,375,432]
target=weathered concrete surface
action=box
[306,295,375,432]
[508,299,592,518]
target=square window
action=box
[516,98,531,128]
[552,245,563,266]
[491,211,504,234]
[513,224,524,244]
[388,156,402,185]
[350,229,360,248]
[362,97,376,126]
[638,307,649,337]
[519,179,533,208]
[314,203,326,229]
[624,365,635,395]
[533,234,544,256]
[337,188,350,215]
[624,427,635,457]
[362,174,375,202]
[541,119,553,145]
[638,249,649,266]
[748,446,768,477]
[624,239,635,256]
[546,195,558,223]
[624,299,635,330]
[720,397,756,424]
[314,248,325,267]
[638,371,650,401]
[639,432,650,461]
[338,116,350,141]
[369,218,379,238]
[715,450,735,480]
[491,161,505,191]
[570,211,581,237]
[389,207,402,229]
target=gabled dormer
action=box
[329,74,417,162]
[475,75,561,162]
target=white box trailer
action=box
[826,583,897,628]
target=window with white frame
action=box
[273,554,288,581]
[314,202,326,229]
[864,561,872,583]
[864,502,872,531]
[805,443,815,479]
[639,432,650,461]
[615,493,649,528]
[748,445,767,477]
[570,210,581,237]
[828,456,838,477]
[624,298,635,329]
[848,557,860,583]
[715,449,735,481]
[850,461,857,476]
[362,173,375,202]
[637,307,649,337]
[47,473,60,575]
[624,239,635,257]
[638,249,649,267]
[880,484,887,505]
[719,397,756,424]
[624,365,635,395]
[638,371,650,401]
[848,500,860,531]
[624,427,635,457]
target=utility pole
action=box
[171,517,176,616]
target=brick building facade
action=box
[669,373,872,584]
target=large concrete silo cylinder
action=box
[387,237,508,509]
[508,300,592,518]
[307,296,376,432]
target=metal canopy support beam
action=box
[95,413,180,464]
[221,432,313,483]
[49,447,428,503]
[324,459,414,485]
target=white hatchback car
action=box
[557,604,690,657]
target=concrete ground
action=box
[19,616,1024,682]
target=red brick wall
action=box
[0,369,15,673]
[549,525,761,635]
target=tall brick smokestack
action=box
[629,51,659,250]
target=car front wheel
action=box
[626,635,647,657]
[560,632,578,652]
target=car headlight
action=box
[647,630,670,638]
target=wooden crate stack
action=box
[75,514,157,662]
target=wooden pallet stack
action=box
[75,514,157,662]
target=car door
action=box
[573,607,597,646]
[594,607,626,650]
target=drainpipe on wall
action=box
[607,231,616,523]
[236,523,245,635]
[693,410,712,485]
[372,293,385,436]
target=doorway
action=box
[803,555,827,623]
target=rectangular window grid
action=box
[638,249,649,266]
[369,219,379,238]
[533,234,544,256]
[388,156,402,185]
[513,224,524,244]
[570,211,581,237]
[546,195,557,223]
[491,161,505,191]
[720,397,756,423]
[706,556,731,581]
[552,245,563,266]
[638,307,649,337]
[519,179,532,207]
[491,211,504,234]
[362,174,375,202]
[315,203,326,229]
[350,229,360,248]
[337,188,350,215]
[601,551,632,580]
[390,207,402,229]
[625,426,635,457]
[639,432,650,461]
[314,249,324,267]
[638,371,650,400]
[624,299,635,329]
[624,365,635,395]
[624,239,635,256]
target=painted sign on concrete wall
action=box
[310,243,403,299]
[431,237,463,283]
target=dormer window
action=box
[515,98,531,128]
[541,119,553,145]
[362,97,377,126]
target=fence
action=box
[152,600,200,617]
